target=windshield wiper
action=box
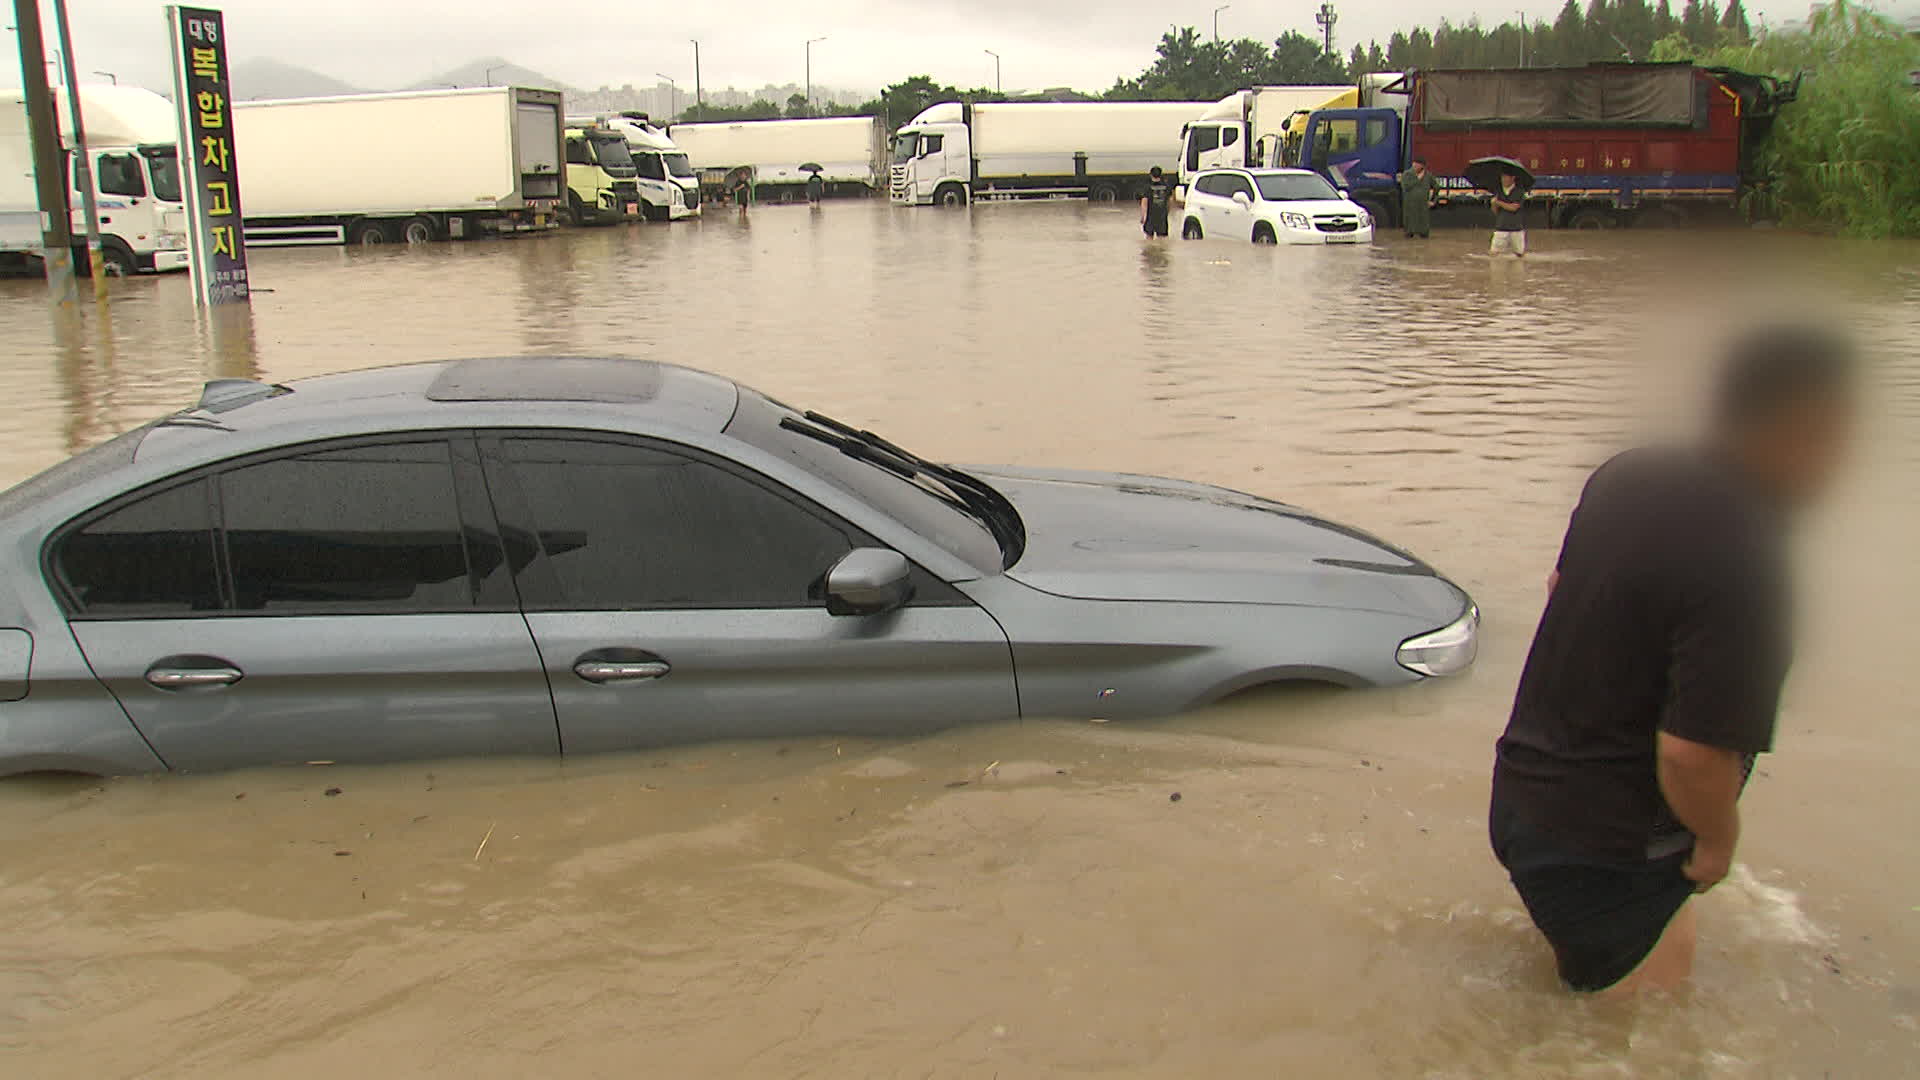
[779,413,1026,566]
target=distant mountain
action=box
[410,57,573,93]
[229,57,365,101]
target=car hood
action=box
[972,465,1467,623]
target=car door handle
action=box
[573,660,671,684]
[146,665,243,689]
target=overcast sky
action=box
[19,0,1864,97]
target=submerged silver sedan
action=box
[0,358,1477,775]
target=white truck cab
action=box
[1,85,189,274]
[889,103,970,206]
[576,113,700,220]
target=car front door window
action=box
[480,431,1017,755]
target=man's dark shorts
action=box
[1490,807,1695,991]
[1143,207,1170,237]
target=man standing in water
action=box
[1489,171,1526,256]
[1141,166,1175,238]
[1397,158,1436,239]
[1491,326,1855,994]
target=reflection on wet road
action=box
[2,203,1917,1077]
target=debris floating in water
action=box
[473,822,497,861]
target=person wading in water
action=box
[1397,158,1436,239]
[1490,326,1857,994]
[1141,166,1175,238]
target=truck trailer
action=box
[1275,64,1797,229]
[233,86,566,246]
[891,100,1211,206]
[668,116,886,202]
[571,112,699,220]
[1,84,188,274]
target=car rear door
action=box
[57,434,560,772]
[477,431,1017,754]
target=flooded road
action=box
[2,203,1917,1077]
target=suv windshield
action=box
[590,135,637,176]
[725,391,1007,574]
[664,152,694,178]
[142,146,181,202]
[1255,173,1341,201]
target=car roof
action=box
[132,357,740,467]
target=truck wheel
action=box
[1565,207,1619,230]
[349,219,394,246]
[99,240,137,277]
[400,217,436,245]
[1634,206,1685,229]
[1360,198,1395,230]
[1252,224,1277,245]
[935,184,967,208]
[1087,182,1118,203]
[1182,218,1203,240]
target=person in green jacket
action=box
[1397,158,1436,238]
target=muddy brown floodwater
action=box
[0,202,1916,1078]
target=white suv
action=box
[1181,167,1374,246]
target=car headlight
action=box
[1397,605,1479,677]
[1357,209,1373,227]
[1280,211,1311,229]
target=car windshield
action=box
[664,152,694,178]
[1255,173,1341,201]
[892,133,918,159]
[142,146,181,202]
[725,390,1007,574]
[590,134,637,175]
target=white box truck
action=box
[1,84,189,275]
[232,86,566,246]
[1178,82,1386,186]
[667,116,886,202]
[888,100,1211,207]
[569,112,700,220]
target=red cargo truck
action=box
[1294,63,1798,229]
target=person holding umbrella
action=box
[801,163,826,205]
[1467,156,1532,258]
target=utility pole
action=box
[805,36,826,117]
[691,39,703,117]
[1213,4,1231,43]
[52,0,105,298]
[1315,2,1338,58]
[984,49,1000,93]
[656,73,678,119]
[11,0,76,303]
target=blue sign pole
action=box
[165,5,250,306]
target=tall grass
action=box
[1685,1,1920,237]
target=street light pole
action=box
[690,39,703,117]
[1213,4,1231,42]
[483,64,502,87]
[50,0,104,298]
[984,49,1000,94]
[656,73,678,119]
[805,36,826,117]
[10,0,75,303]
[1518,11,1529,67]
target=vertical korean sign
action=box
[166,6,249,305]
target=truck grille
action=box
[1315,216,1360,233]
[613,181,639,199]
[890,164,909,202]
[683,186,700,211]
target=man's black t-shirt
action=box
[1493,188,1525,231]
[1145,175,1175,210]
[1492,447,1791,862]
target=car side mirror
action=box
[825,548,913,616]
[1232,191,1252,207]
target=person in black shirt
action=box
[1489,171,1526,257]
[1141,166,1175,238]
[1491,325,1856,994]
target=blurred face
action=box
[1743,394,1856,508]
[1413,162,1426,176]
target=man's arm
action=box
[1656,733,1746,891]
[1493,196,1523,212]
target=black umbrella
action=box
[1464,156,1534,195]
[798,162,824,173]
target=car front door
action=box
[1212,174,1253,237]
[58,435,560,772]
[477,431,1018,755]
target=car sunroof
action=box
[425,357,666,403]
